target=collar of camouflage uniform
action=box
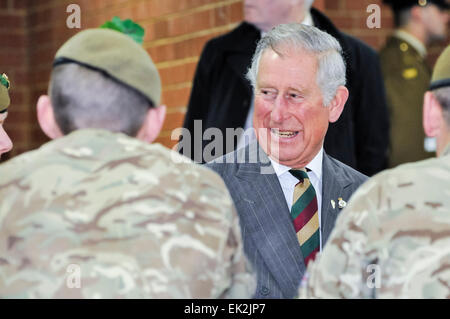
[0,73,11,114]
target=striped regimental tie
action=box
[289,169,320,266]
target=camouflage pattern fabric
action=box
[299,143,450,298]
[0,129,255,298]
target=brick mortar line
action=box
[26,0,240,22]
[0,10,27,16]
[156,56,199,69]
[158,130,181,139]
[162,82,192,91]
[131,0,242,24]
[165,106,187,114]
[26,6,241,40]
[145,23,237,48]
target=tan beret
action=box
[430,45,450,90]
[0,73,10,113]
[54,28,161,106]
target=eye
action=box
[287,92,303,101]
[259,89,276,99]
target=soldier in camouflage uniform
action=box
[299,45,450,299]
[0,73,13,158]
[0,27,255,298]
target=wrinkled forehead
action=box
[259,45,318,69]
[265,42,313,56]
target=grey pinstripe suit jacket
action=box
[206,141,367,298]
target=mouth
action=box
[270,129,299,139]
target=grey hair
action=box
[246,23,346,106]
[433,86,450,125]
[49,64,152,136]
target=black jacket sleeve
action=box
[350,39,390,176]
[180,40,218,161]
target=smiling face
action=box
[0,112,12,158]
[253,47,333,168]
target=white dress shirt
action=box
[269,147,324,251]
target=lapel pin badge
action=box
[338,197,347,209]
[331,200,336,209]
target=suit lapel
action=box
[321,153,352,246]
[234,143,305,298]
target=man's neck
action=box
[400,24,427,46]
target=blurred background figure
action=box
[300,44,450,299]
[380,0,449,168]
[180,0,390,176]
[0,73,12,158]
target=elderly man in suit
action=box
[207,23,367,299]
[182,0,389,177]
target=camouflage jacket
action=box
[299,143,450,298]
[0,129,255,298]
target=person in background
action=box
[0,73,12,158]
[300,45,450,299]
[0,22,254,299]
[181,0,390,177]
[380,0,449,168]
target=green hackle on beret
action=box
[100,17,145,45]
[430,45,450,90]
[53,28,161,107]
[0,73,11,114]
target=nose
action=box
[0,126,13,156]
[270,95,290,123]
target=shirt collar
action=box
[394,30,427,58]
[302,11,314,27]
[269,147,323,180]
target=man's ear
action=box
[37,95,63,140]
[328,86,349,123]
[423,91,443,138]
[136,104,166,143]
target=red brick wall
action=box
[0,0,448,162]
